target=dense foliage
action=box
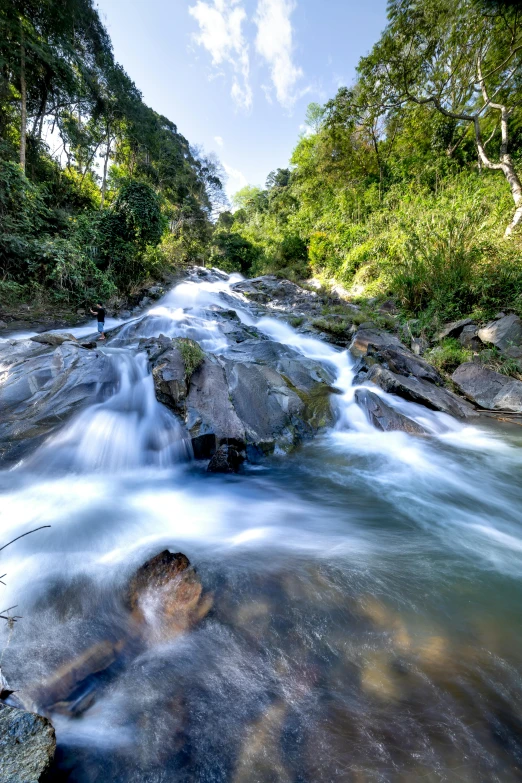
[216,0,522,332]
[0,0,224,305]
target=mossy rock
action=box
[174,338,205,380]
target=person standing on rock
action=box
[90,303,106,341]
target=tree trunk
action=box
[20,28,27,172]
[100,129,111,209]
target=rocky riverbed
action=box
[2,268,522,782]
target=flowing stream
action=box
[1,271,522,782]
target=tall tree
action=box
[358,0,522,235]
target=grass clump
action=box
[425,338,472,373]
[311,316,352,335]
[289,316,305,328]
[174,338,205,380]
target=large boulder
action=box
[185,357,246,457]
[452,362,522,412]
[348,328,403,358]
[354,389,428,434]
[366,365,477,418]
[0,704,56,782]
[367,343,443,385]
[0,342,116,464]
[148,334,336,461]
[478,314,522,356]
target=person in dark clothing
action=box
[90,303,106,340]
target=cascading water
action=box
[1,270,522,783]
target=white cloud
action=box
[223,162,248,198]
[214,135,224,147]
[189,0,252,110]
[255,0,303,109]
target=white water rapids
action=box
[1,270,522,782]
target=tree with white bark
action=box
[358,0,522,236]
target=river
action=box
[1,271,522,782]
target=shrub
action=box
[175,338,205,380]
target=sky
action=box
[96,0,388,202]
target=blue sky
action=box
[96,0,388,201]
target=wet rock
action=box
[348,328,403,358]
[0,343,116,464]
[186,357,246,457]
[478,314,522,356]
[232,276,323,316]
[129,550,207,640]
[354,389,428,434]
[0,320,7,330]
[0,704,56,782]
[367,365,478,418]
[452,362,522,412]
[207,443,243,473]
[30,332,77,346]
[435,318,473,342]
[28,640,124,709]
[152,343,187,412]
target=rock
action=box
[378,299,397,314]
[232,702,291,783]
[411,336,429,356]
[452,362,522,412]
[129,550,207,640]
[186,357,246,457]
[28,640,124,708]
[367,343,443,385]
[139,296,152,308]
[478,314,522,356]
[152,344,187,412]
[348,328,403,358]
[354,389,428,434]
[0,704,56,782]
[146,285,164,298]
[367,365,477,418]
[0,343,116,464]
[0,320,7,330]
[30,332,77,346]
[232,276,322,316]
[458,324,481,350]
[435,318,473,341]
[207,443,243,473]
[118,309,131,319]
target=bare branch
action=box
[0,526,51,553]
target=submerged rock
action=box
[452,362,522,412]
[129,549,210,640]
[354,389,428,434]
[366,365,477,418]
[0,704,56,782]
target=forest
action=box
[0,0,224,308]
[2,0,522,334]
[213,0,522,335]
